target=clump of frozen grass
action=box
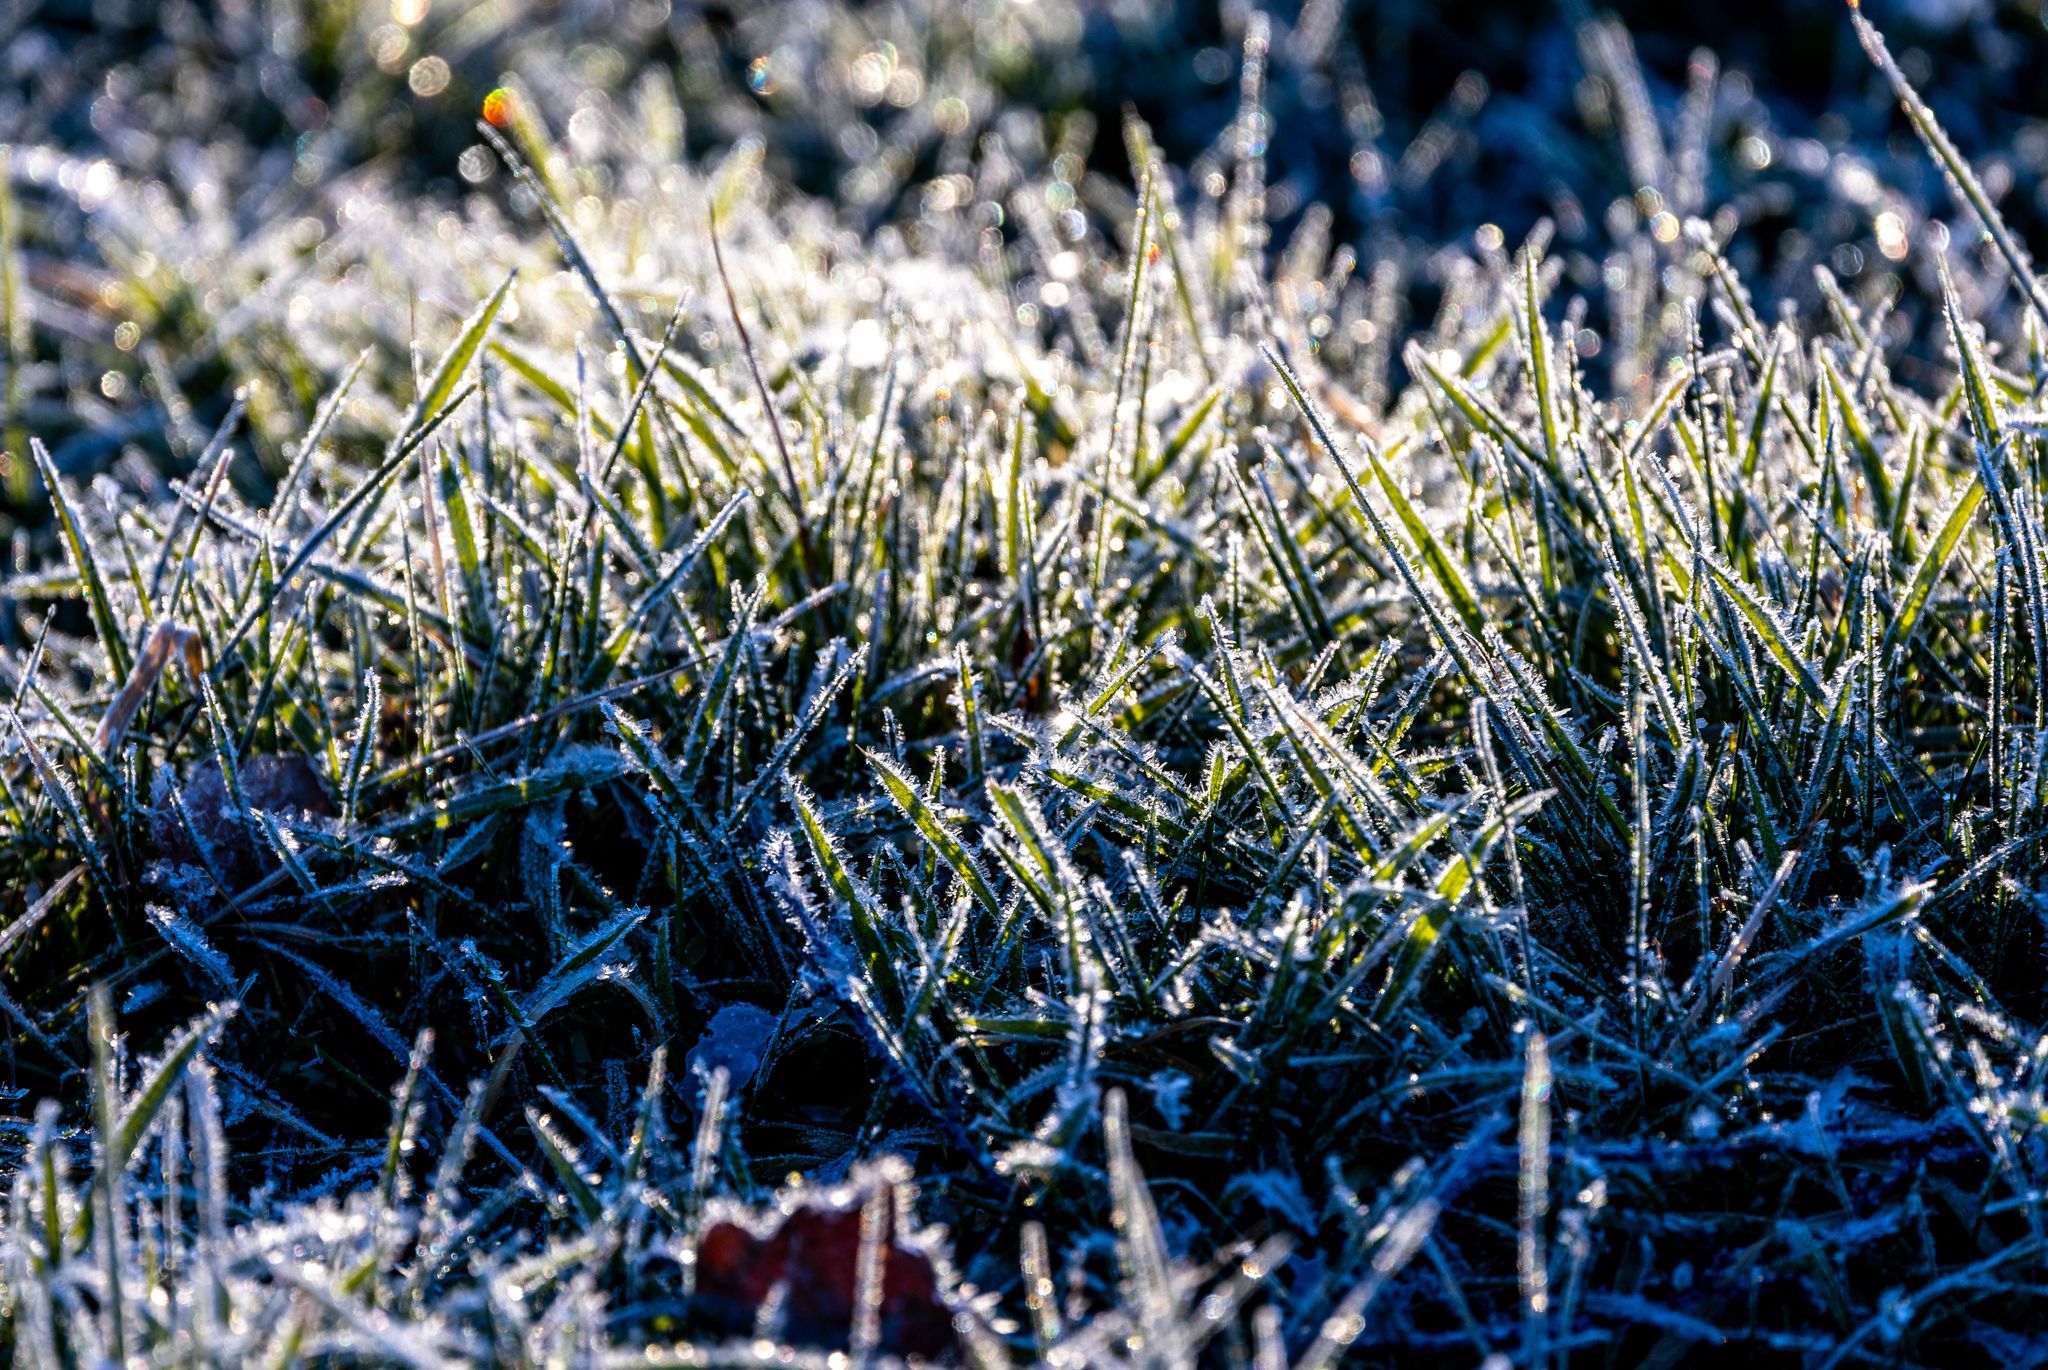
[8,994,1312,1367]
[4,2,2048,1363]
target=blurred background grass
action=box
[16,1,2048,232]
[5,0,2048,513]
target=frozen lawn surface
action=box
[4,1,2048,1363]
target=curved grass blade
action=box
[866,749,1001,918]
[30,439,130,682]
